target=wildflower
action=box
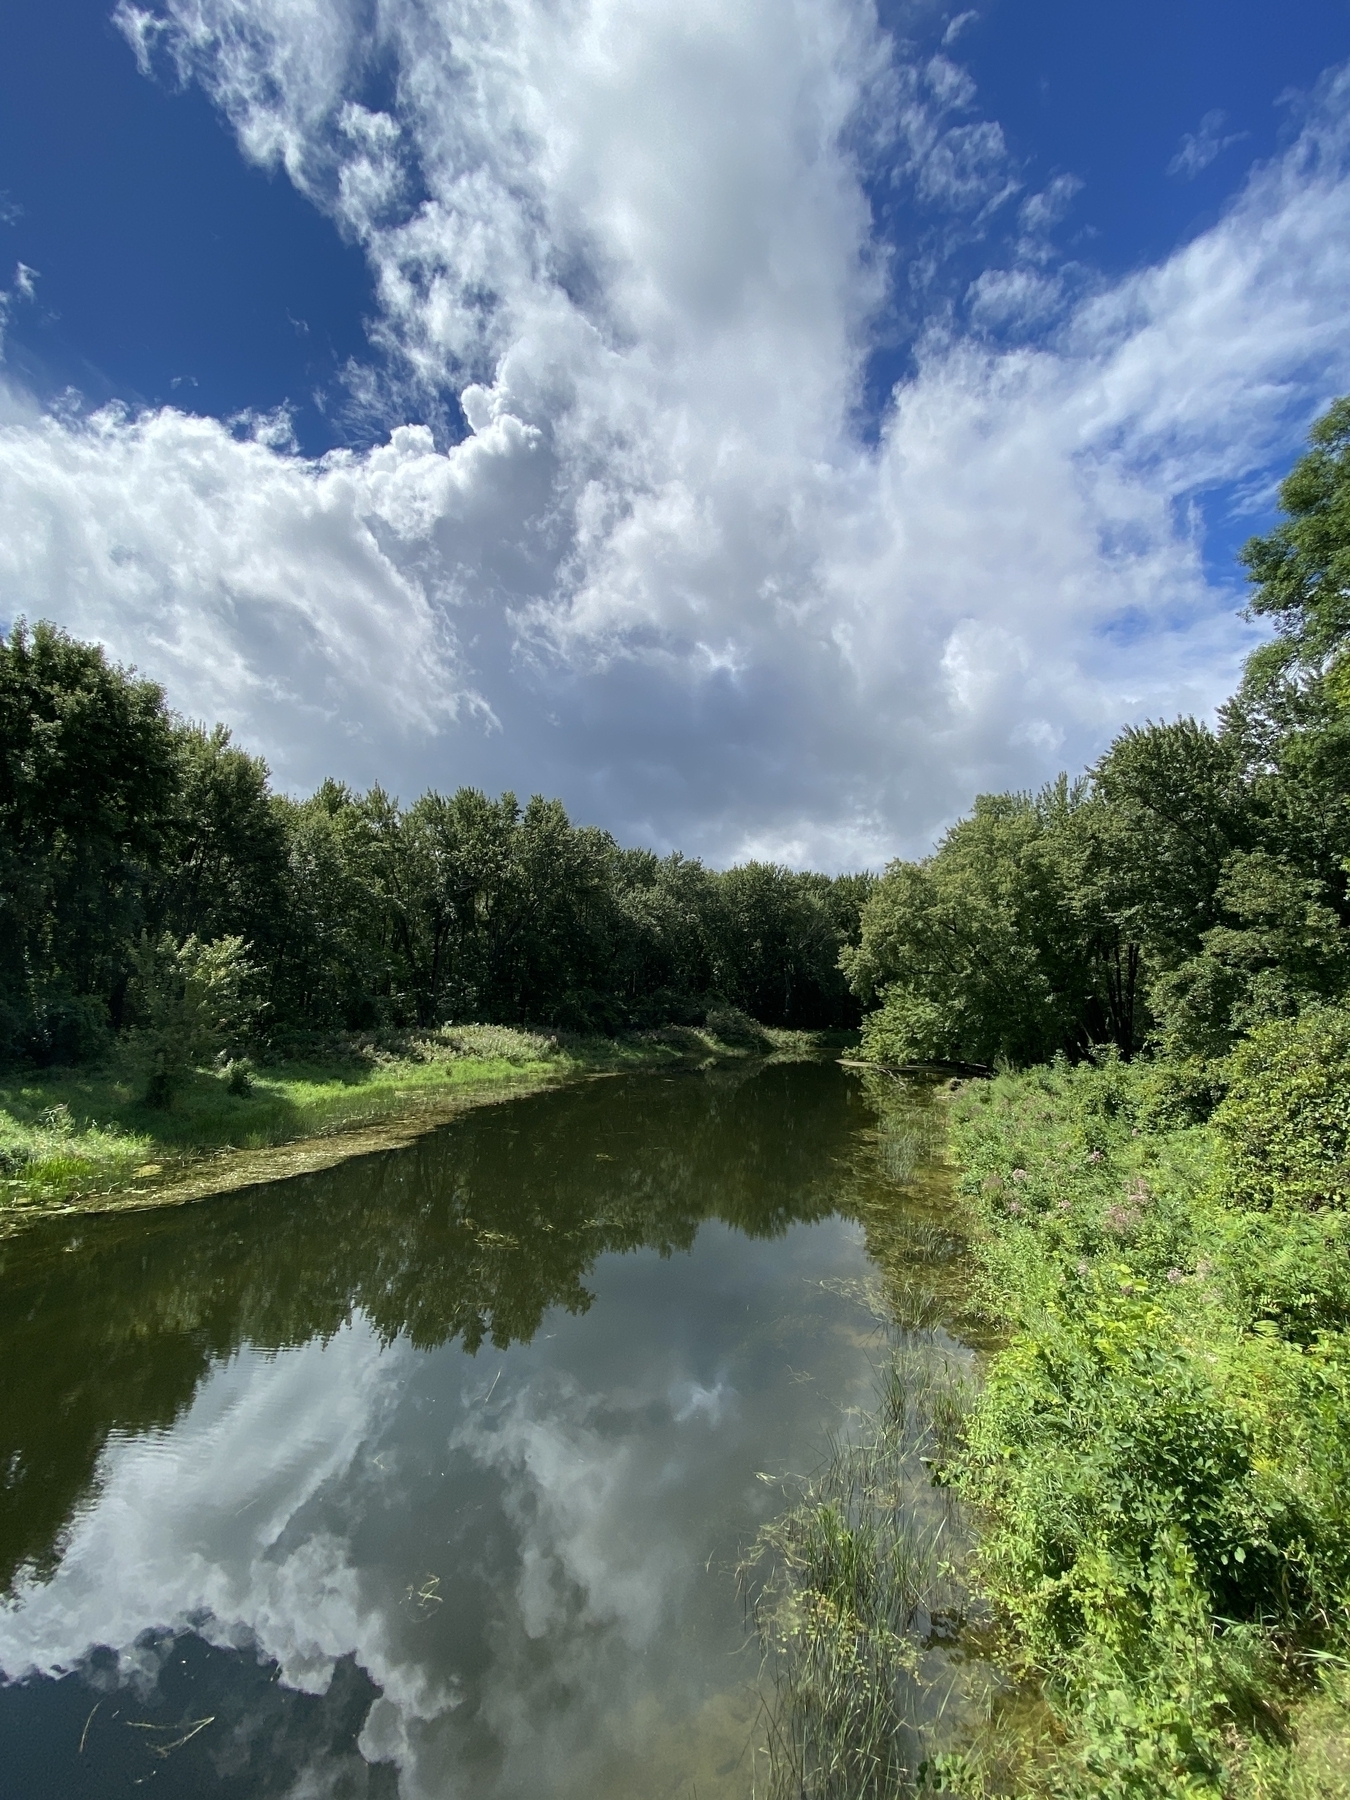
[1087,1149,1103,1164]
[1166,1268,1184,1284]
[1007,1199,1023,1215]
[1011,1168,1028,1183]
[1057,1198,1072,1213]
[1077,1260,1090,1278]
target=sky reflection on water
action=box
[0,1062,948,1799]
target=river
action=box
[0,1058,966,1799]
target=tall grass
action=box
[742,1344,982,1799]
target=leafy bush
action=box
[123,933,257,1106]
[1212,1004,1350,1210]
[948,1060,1350,1795]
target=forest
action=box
[0,625,872,1082]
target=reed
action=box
[742,1342,985,1799]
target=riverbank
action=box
[0,1013,849,1223]
[942,1054,1350,1796]
[754,1049,1350,1796]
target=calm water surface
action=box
[0,1060,957,1799]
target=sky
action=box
[2,0,1350,868]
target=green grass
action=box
[940,1054,1350,1798]
[750,1050,1350,1796]
[0,1013,849,1215]
[742,1346,980,1800]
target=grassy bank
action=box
[750,1040,1350,1796]
[0,1012,846,1218]
[942,1049,1350,1796]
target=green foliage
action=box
[844,785,1119,1067]
[844,399,1350,1081]
[1212,1004,1350,1211]
[1151,853,1350,1060]
[0,619,177,1060]
[948,1060,1350,1796]
[1240,395,1350,680]
[0,623,873,1067]
[124,933,258,1105]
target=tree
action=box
[843,789,1098,1067]
[0,621,177,1059]
[158,724,290,954]
[124,933,257,1105]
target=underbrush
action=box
[945,1047,1350,1797]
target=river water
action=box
[0,1059,962,1800]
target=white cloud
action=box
[0,9,1348,860]
[1168,109,1248,180]
[942,11,978,48]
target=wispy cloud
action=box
[1168,108,1248,179]
[942,10,978,47]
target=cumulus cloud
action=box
[0,5,1348,859]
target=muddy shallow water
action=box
[0,1059,963,1800]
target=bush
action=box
[123,933,257,1106]
[1212,1004,1350,1210]
[948,1058,1350,1795]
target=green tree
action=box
[158,724,290,954]
[268,782,394,1032]
[124,932,257,1104]
[0,620,177,1059]
[844,788,1098,1067]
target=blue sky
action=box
[2,0,1350,864]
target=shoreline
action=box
[0,1020,852,1231]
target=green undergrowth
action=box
[941,1039,1350,1797]
[0,1011,846,1213]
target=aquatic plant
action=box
[743,1334,982,1799]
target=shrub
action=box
[124,933,257,1106]
[1212,1004,1350,1210]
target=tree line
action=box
[847,395,1350,1074]
[0,624,872,1069]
